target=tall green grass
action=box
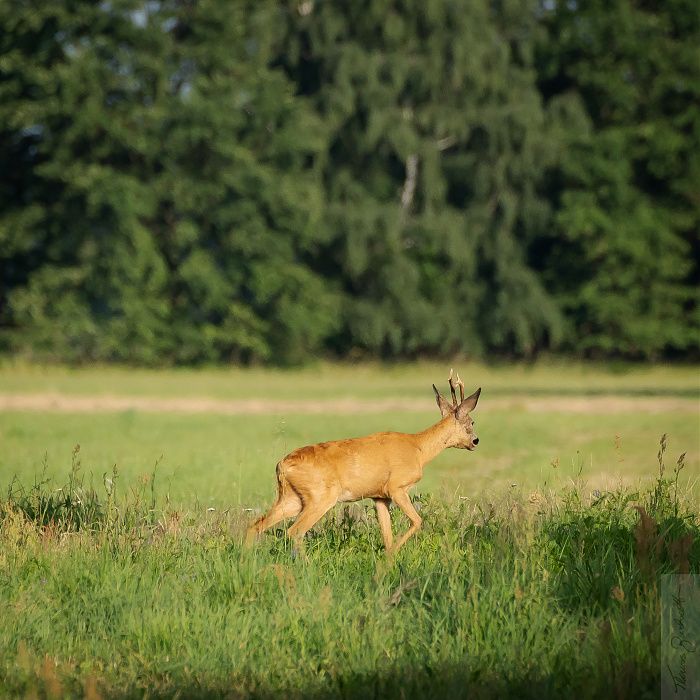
[1,438,697,699]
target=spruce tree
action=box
[278,0,563,358]
[0,0,337,364]
[535,0,699,357]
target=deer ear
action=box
[433,384,453,417]
[456,387,481,418]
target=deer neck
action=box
[414,415,459,467]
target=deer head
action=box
[432,368,481,450]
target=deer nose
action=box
[473,437,479,445]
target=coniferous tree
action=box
[535,0,699,357]
[278,0,563,358]
[1,0,696,363]
[0,0,337,364]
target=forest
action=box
[1,0,698,365]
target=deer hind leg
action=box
[285,497,337,546]
[374,498,393,550]
[390,489,422,553]
[246,489,302,546]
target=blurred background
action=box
[0,0,697,367]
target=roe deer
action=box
[246,370,481,553]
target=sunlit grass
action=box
[0,407,697,508]
[0,359,698,399]
[0,363,696,697]
[0,444,697,699]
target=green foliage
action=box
[0,0,337,364]
[0,443,697,698]
[535,0,700,357]
[0,1,697,363]
[281,0,563,357]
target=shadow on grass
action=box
[99,661,657,700]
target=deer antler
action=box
[448,368,458,407]
[455,372,465,403]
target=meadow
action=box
[0,361,698,505]
[0,362,698,698]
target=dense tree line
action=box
[1,0,697,364]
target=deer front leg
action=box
[374,498,393,550]
[390,489,422,553]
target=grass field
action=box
[0,362,698,698]
[0,405,697,509]
[0,358,697,398]
[0,361,698,506]
[0,447,698,699]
